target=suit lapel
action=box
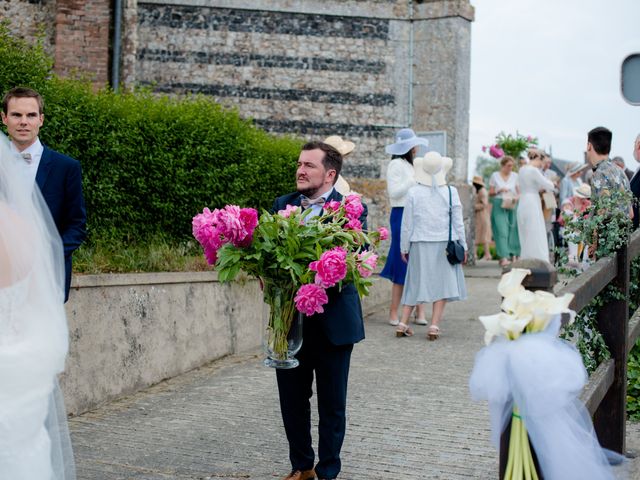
[36,146,54,190]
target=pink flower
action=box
[323,200,342,212]
[527,135,533,142]
[237,208,258,247]
[192,208,216,244]
[377,226,389,241]
[345,217,362,231]
[344,194,364,220]
[295,284,329,316]
[309,246,348,288]
[213,205,258,248]
[482,145,487,153]
[278,204,300,218]
[489,145,504,159]
[357,251,378,278]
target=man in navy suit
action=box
[272,142,366,480]
[630,134,640,230]
[2,87,87,302]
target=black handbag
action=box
[446,186,465,265]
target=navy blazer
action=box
[37,146,87,301]
[271,189,367,346]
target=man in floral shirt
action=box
[586,127,631,214]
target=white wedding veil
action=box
[0,132,75,479]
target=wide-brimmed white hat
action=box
[574,183,591,199]
[323,135,355,156]
[385,128,429,156]
[414,152,447,186]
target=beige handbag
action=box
[501,192,517,210]
[541,191,557,210]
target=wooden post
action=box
[498,259,556,478]
[593,243,629,454]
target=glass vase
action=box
[262,281,303,369]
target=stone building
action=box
[2,0,475,247]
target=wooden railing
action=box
[498,229,640,478]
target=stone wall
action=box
[62,272,390,415]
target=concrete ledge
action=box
[62,272,389,415]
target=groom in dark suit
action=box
[272,141,366,480]
[2,87,87,302]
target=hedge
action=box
[0,23,302,244]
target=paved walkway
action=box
[69,261,639,479]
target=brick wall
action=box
[54,0,111,85]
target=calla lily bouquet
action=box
[192,195,388,360]
[472,268,579,480]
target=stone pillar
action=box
[54,0,111,86]
[121,0,138,87]
[411,0,474,182]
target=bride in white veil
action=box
[0,132,75,479]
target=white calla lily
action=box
[497,268,531,298]
[479,313,508,345]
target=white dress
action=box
[517,166,555,261]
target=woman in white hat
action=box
[380,128,429,326]
[559,162,586,205]
[323,135,355,195]
[395,152,467,340]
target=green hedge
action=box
[0,24,302,243]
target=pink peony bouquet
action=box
[193,194,387,358]
[483,131,538,160]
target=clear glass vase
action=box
[262,281,303,369]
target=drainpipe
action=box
[111,0,123,91]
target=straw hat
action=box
[573,183,591,199]
[567,162,588,176]
[414,152,447,186]
[385,128,429,156]
[323,135,355,156]
[334,175,351,195]
[472,175,485,187]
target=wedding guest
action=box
[559,162,586,205]
[323,135,355,195]
[473,175,492,260]
[559,183,592,269]
[395,153,467,340]
[489,156,520,267]
[272,141,367,480]
[629,134,640,229]
[517,149,555,261]
[1,87,87,302]
[380,128,428,326]
[612,156,634,181]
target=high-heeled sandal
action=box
[427,325,440,341]
[395,322,414,337]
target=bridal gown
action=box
[517,165,555,261]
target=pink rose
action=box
[278,204,300,218]
[323,200,342,212]
[309,246,348,288]
[344,194,364,220]
[357,251,378,278]
[295,284,329,316]
[377,226,389,241]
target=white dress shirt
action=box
[9,138,43,193]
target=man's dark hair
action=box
[392,149,415,165]
[588,127,612,155]
[302,141,343,184]
[2,87,44,114]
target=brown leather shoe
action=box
[282,469,316,480]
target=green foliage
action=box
[474,155,500,184]
[556,190,640,417]
[0,26,302,248]
[495,131,538,160]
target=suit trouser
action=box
[276,318,353,479]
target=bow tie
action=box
[300,196,326,209]
[21,152,32,164]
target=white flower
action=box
[497,268,531,298]
[479,312,530,345]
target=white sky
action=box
[468,0,640,177]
